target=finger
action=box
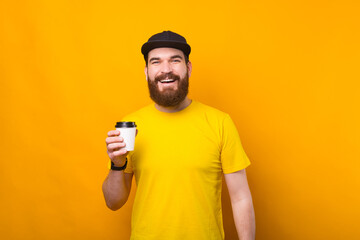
[107,130,120,137]
[111,148,128,157]
[106,136,124,145]
[107,142,126,151]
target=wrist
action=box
[111,158,128,171]
[112,159,126,167]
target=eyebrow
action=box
[149,55,184,63]
[149,57,160,63]
[170,55,183,60]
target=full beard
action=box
[147,72,189,107]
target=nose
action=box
[160,61,172,73]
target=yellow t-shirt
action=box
[121,100,250,240]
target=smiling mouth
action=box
[159,79,176,83]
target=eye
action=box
[172,59,181,63]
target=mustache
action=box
[155,73,180,82]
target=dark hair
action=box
[145,53,189,66]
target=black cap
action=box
[141,31,191,60]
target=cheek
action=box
[147,67,159,77]
[177,65,188,76]
[147,71,156,80]
[178,69,188,79]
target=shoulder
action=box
[191,101,234,135]
[194,101,230,120]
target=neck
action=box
[154,97,192,113]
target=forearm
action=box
[102,170,130,211]
[231,198,256,240]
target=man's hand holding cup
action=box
[106,122,137,167]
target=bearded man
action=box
[102,31,255,240]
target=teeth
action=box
[160,79,174,83]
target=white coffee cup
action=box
[115,122,137,151]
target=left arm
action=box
[224,169,255,240]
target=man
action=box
[102,31,255,240]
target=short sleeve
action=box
[221,114,251,174]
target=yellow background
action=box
[1,0,359,239]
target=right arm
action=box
[102,130,134,211]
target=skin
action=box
[145,47,192,113]
[225,170,256,240]
[102,130,134,210]
[102,47,255,239]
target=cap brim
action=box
[141,40,191,57]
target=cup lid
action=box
[115,122,137,128]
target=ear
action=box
[144,66,148,81]
[187,61,192,78]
